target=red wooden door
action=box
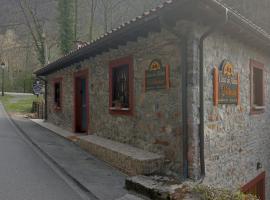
[242,172,265,200]
[75,76,88,133]
[75,77,82,132]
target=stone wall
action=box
[202,31,270,197]
[46,18,270,194]
[47,27,184,174]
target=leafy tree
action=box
[57,0,75,54]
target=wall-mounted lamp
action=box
[257,162,262,170]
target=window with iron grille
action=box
[109,56,133,115]
[54,81,61,108]
[112,65,129,108]
[250,60,264,114]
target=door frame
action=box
[73,69,90,134]
[242,171,265,200]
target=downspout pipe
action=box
[199,8,228,178]
[158,15,191,179]
[37,76,48,120]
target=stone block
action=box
[78,135,164,175]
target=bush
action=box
[194,185,259,200]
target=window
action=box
[53,79,62,110]
[109,56,133,115]
[112,65,129,108]
[250,60,265,114]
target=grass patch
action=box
[0,95,41,114]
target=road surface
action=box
[0,103,84,200]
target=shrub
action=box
[194,185,259,200]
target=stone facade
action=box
[47,27,184,174]
[46,16,270,197]
[202,31,270,198]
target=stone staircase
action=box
[126,176,178,200]
[116,193,151,200]
[125,175,195,200]
[78,135,164,176]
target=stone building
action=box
[36,0,270,199]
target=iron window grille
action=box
[54,82,61,108]
[109,56,133,115]
[112,64,129,109]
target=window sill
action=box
[252,105,265,110]
[109,107,133,116]
[54,106,62,112]
[109,107,130,111]
[250,106,265,115]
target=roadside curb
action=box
[7,113,99,200]
[30,119,81,143]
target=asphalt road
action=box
[0,103,84,200]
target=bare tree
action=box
[100,0,109,33]
[100,0,125,33]
[0,29,35,92]
[74,0,78,41]
[87,0,97,41]
[17,0,46,66]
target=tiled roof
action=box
[36,0,270,76]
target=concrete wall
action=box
[202,31,270,197]
[47,27,184,174]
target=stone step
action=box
[78,135,164,175]
[125,175,187,200]
[116,193,150,200]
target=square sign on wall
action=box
[145,59,170,91]
[213,59,240,106]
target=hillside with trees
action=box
[0,0,269,92]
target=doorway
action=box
[242,172,265,200]
[74,71,89,133]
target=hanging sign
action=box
[145,59,170,91]
[33,80,43,96]
[213,59,240,105]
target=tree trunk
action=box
[74,0,78,41]
[89,0,97,41]
[104,6,108,33]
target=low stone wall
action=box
[78,135,164,175]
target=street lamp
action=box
[1,62,5,96]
